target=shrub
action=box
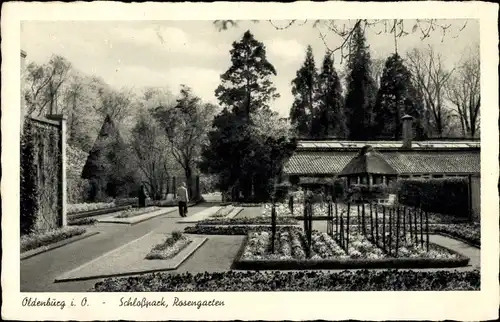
[68,217,97,226]
[21,227,86,252]
[349,184,388,202]
[92,269,480,292]
[397,178,470,218]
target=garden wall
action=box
[20,115,66,234]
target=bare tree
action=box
[153,85,218,199]
[131,112,173,200]
[446,45,480,138]
[23,55,72,116]
[406,45,455,137]
[215,19,467,63]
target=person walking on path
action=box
[138,184,147,208]
[177,182,189,217]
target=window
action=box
[412,175,421,178]
[432,174,444,178]
[400,175,410,179]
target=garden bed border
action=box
[231,235,470,270]
[68,205,132,220]
[431,232,480,249]
[21,231,100,260]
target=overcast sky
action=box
[21,19,479,117]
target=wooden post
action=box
[420,208,424,248]
[327,200,332,236]
[340,211,344,249]
[362,203,366,235]
[425,210,429,251]
[357,204,360,227]
[369,202,374,242]
[388,208,393,255]
[335,201,338,236]
[395,206,400,257]
[402,206,406,244]
[346,203,350,252]
[303,199,308,232]
[409,207,413,243]
[375,204,379,246]
[382,206,386,251]
[271,202,276,253]
[289,195,294,216]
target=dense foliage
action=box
[373,53,428,139]
[397,178,470,218]
[215,30,279,117]
[20,120,39,235]
[81,115,136,201]
[93,269,480,291]
[201,31,295,202]
[290,45,317,137]
[312,53,346,138]
[344,24,378,140]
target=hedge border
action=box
[231,236,470,270]
[68,205,132,220]
[21,231,100,260]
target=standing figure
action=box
[177,182,189,217]
[138,184,147,208]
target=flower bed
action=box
[114,206,159,219]
[197,217,297,226]
[68,205,132,220]
[67,202,116,214]
[92,269,480,291]
[68,217,97,226]
[262,202,470,225]
[431,223,480,247]
[21,227,87,253]
[145,231,192,260]
[233,226,469,270]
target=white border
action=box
[2,1,499,320]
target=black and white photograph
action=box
[2,1,498,321]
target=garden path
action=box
[20,205,210,292]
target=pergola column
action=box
[369,174,373,186]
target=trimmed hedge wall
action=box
[397,178,470,218]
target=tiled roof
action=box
[284,150,480,175]
[339,147,398,175]
[296,140,480,150]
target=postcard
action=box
[2,1,499,321]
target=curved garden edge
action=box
[431,232,480,248]
[231,236,470,270]
[21,231,100,260]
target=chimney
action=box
[401,114,413,149]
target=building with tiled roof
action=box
[283,117,480,185]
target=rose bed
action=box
[232,226,469,270]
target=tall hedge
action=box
[20,120,38,235]
[397,178,470,218]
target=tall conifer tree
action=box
[373,53,427,139]
[290,45,317,137]
[311,52,346,138]
[344,24,378,140]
